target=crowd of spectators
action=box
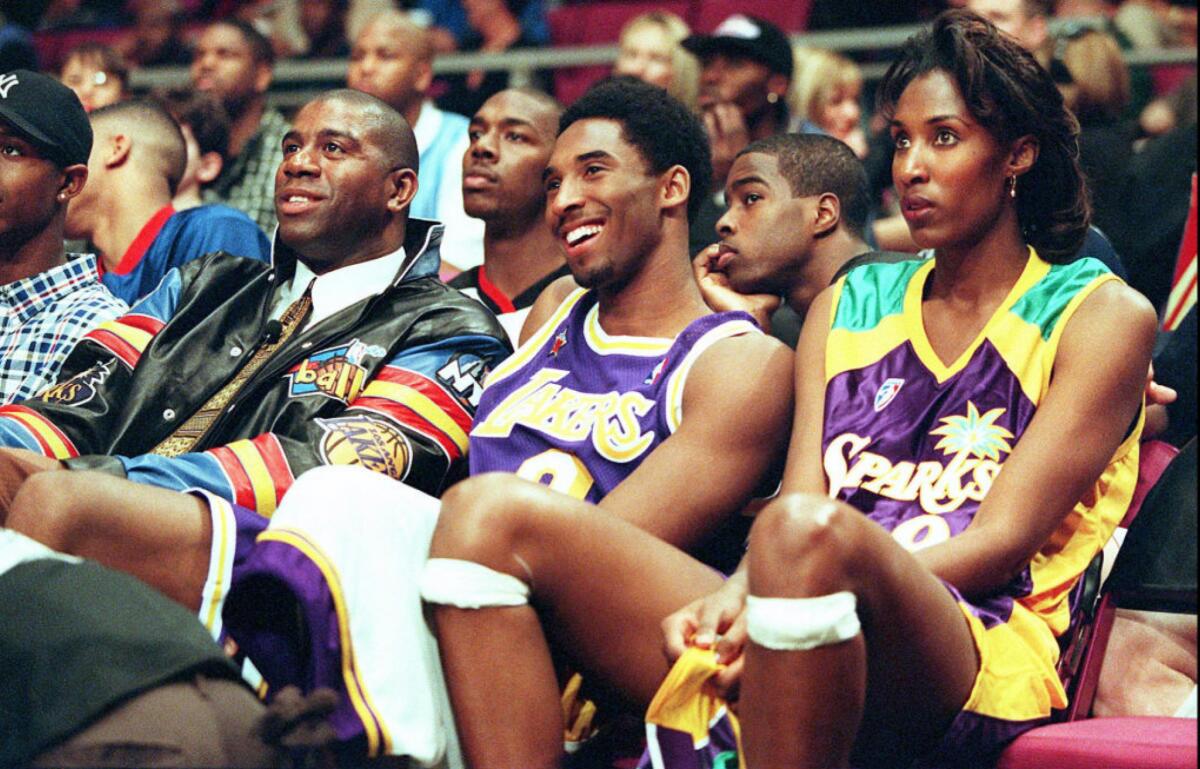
[0,0,1195,767]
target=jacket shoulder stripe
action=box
[374,366,473,433]
[353,397,462,460]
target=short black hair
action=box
[152,88,231,160]
[559,76,711,221]
[91,99,187,194]
[210,18,275,67]
[737,133,870,239]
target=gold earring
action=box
[1007,175,1018,199]
[767,92,779,104]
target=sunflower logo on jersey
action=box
[929,402,1014,462]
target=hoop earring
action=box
[1007,175,1018,199]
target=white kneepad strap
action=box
[745,591,861,651]
[419,558,530,609]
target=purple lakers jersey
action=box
[470,288,760,503]
[822,248,1142,726]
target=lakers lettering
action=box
[317,415,411,480]
[39,362,113,407]
[472,368,656,463]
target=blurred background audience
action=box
[613,10,698,110]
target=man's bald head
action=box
[360,10,434,62]
[277,89,421,272]
[312,88,419,174]
[90,99,187,193]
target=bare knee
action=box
[7,470,87,551]
[432,473,546,562]
[748,493,865,595]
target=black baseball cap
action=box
[0,69,92,167]
[683,15,794,79]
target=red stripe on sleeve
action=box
[119,313,167,336]
[370,366,474,434]
[252,434,296,506]
[353,397,461,460]
[210,446,257,509]
[84,328,140,368]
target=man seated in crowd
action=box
[65,99,270,305]
[179,78,790,762]
[694,133,911,344]
[153,89,249,214]
[192,18,290,234]
[450,87,569,343]
[349,9,485,273]
[0,90,510,636]
[0,70,127,405]
[682,14,794,254]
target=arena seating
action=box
[547,0,812,105]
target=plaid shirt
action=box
[204,108,290,235]
[0,253,128,404]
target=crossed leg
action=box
[427,473,726,769]
[740,493,980,768]
[0,448,64,524]
[5,467,213,610]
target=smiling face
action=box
[543,118,663,290]
[817,82,862,142]
[715,152,813,297]
[890,70,1012,252]
[462,90,558,227]
[275,97,406,272]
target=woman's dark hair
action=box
[877,10,1090,262]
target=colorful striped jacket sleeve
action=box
[0,271,181,457]
[111,334,502,516]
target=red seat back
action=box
[692,0,812,34]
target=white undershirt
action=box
[271,246,408,331]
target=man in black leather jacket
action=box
[0,89,511,621]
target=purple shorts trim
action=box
[223,534,373,747]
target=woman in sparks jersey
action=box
[675,9,1157,767]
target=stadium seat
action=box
[547,1,693,106]
[691,0,812,34]
[997,438,1197,769]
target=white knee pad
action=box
[419,558,530,609]
[745,591,861,651]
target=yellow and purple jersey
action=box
[823,248,1141,734]
[470,288,760,504]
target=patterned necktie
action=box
[150,284,313,458]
